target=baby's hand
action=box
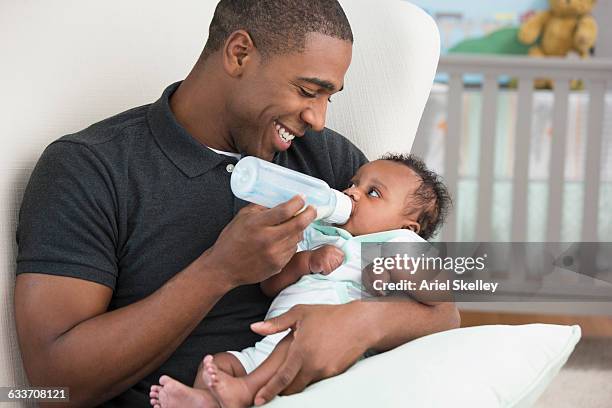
[309,245,344,275]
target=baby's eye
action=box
[368,189,380,198]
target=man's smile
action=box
[274,120,303,143]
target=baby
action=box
[150,153,451,408]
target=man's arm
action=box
[260,245,344,297]
[15,197,316,408]
[15,258,226,408]
[250,300,459,405]
[352,299,460,352]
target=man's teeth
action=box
[275,122,296,143]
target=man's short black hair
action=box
[380,153,452,240]
[201,0,353,60]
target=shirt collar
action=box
[311,222,426,243]
[311,221,354,240]
[147,82,236,178]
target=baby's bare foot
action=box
[203,355,253,408]
[150,384,162,408]
[154,375,219,408]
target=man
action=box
[15,0,460,406]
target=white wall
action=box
[593,1,612,58]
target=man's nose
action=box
[300,98,328,132]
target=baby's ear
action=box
[404,220,421,234]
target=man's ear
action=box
[222,30,257,77]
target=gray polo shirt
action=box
[16,82,368,407]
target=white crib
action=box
[413,55,612,315]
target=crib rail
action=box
[416,55,612,312]
[431,55,612,243]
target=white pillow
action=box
[267,324,581,408]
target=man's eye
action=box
[368,189,380,198]
[299,86,332,102]
[299,87,316,98]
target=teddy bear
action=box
[518,0,598,88]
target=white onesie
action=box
[227,222,425,373]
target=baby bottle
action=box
[230,156,352,224]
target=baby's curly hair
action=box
[380,153,452,240]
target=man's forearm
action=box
[29,255,231,407]
[348,299,460,353]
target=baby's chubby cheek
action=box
[338,215,359,235]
